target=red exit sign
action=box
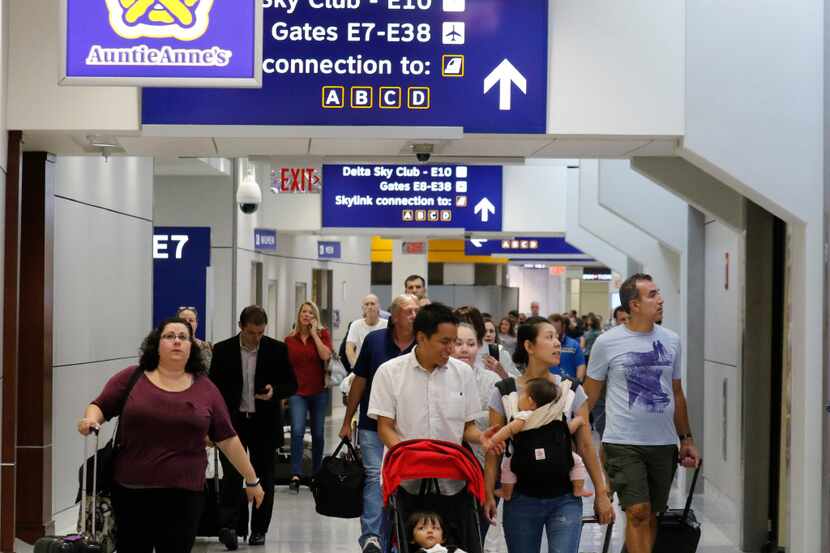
[402,241,426,254]
[271,167,321,193]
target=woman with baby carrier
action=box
[482,316,614,553]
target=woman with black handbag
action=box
[77,317,265,553]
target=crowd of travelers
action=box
[77,272,699,553]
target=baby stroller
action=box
[382,440,485,553]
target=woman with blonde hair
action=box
[284,301,332,493]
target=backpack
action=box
[495,378,574,498]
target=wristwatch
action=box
[245,478,261,488]
[678,433,693,442]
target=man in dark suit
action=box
[210,305,297,549]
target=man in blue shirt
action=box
[338,294,419,553]
[549,313,586,381]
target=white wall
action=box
[390,240,428,300]
[702,218,743,543]
[579,280,611,321]
[236,234,372,348]
[502,164,567,234]
[597,160,687,253]
[52,156,154,516]
[548,0,684,135]
[682,3,824,550]
[577,160,682,333]
[7,0,140,131]
[564,167,630,276]
[506,266,565,317]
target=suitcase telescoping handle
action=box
[80,427,101,540]
[581,516,614,553]
[682,459,703,521]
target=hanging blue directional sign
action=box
[322,164,502,231]
[142,0,548,133]
[465,236,591,259]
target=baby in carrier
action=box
[483,378,592,500]
[407,511,468,553]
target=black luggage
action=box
[311,438,364,518]
[652,463,702,553]
[36,431,105,553]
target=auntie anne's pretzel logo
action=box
[105,0,215,41]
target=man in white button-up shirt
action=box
[368,303,497,450]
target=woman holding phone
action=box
[284,301,332,493]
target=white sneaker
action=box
[362,536,382,553]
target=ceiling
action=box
[20,129,679,164]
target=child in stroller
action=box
[407,511,468,553]
[382,440,486,553]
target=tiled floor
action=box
[184,474,743,553]
[45,404,746,553]
[189,405,744,553]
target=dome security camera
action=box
[237,168,262,214]
[412,143,434,163]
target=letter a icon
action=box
[323,86,345,109]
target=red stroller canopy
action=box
[381,439,486,506]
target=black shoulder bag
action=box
[77,366,145,500]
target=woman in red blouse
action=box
[284,301,332,492]
[77,317,264,553]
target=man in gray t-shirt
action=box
[585,274,699,553]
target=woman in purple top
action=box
[77,317,265,553]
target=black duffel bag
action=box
[311,438,364,518]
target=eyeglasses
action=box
[161,333,190,342]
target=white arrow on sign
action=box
[483,59,527,111]
[470,238,489,248]
[474,198,496,223]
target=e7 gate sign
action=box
[153,227,211,340]
[321,164,502,231]
[142,0,549,132]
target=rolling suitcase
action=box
[652,463,702,553]
[35,431,104,553]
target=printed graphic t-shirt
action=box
[587,324,681,445]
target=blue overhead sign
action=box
[153,227,211,341]
[142,0,549,133]
[322,164,502,231]
[318,241,342,259]
[465,237,590,258]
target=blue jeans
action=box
[358,429,388,550]
[288,391,328,476]
[502,493,582,553]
